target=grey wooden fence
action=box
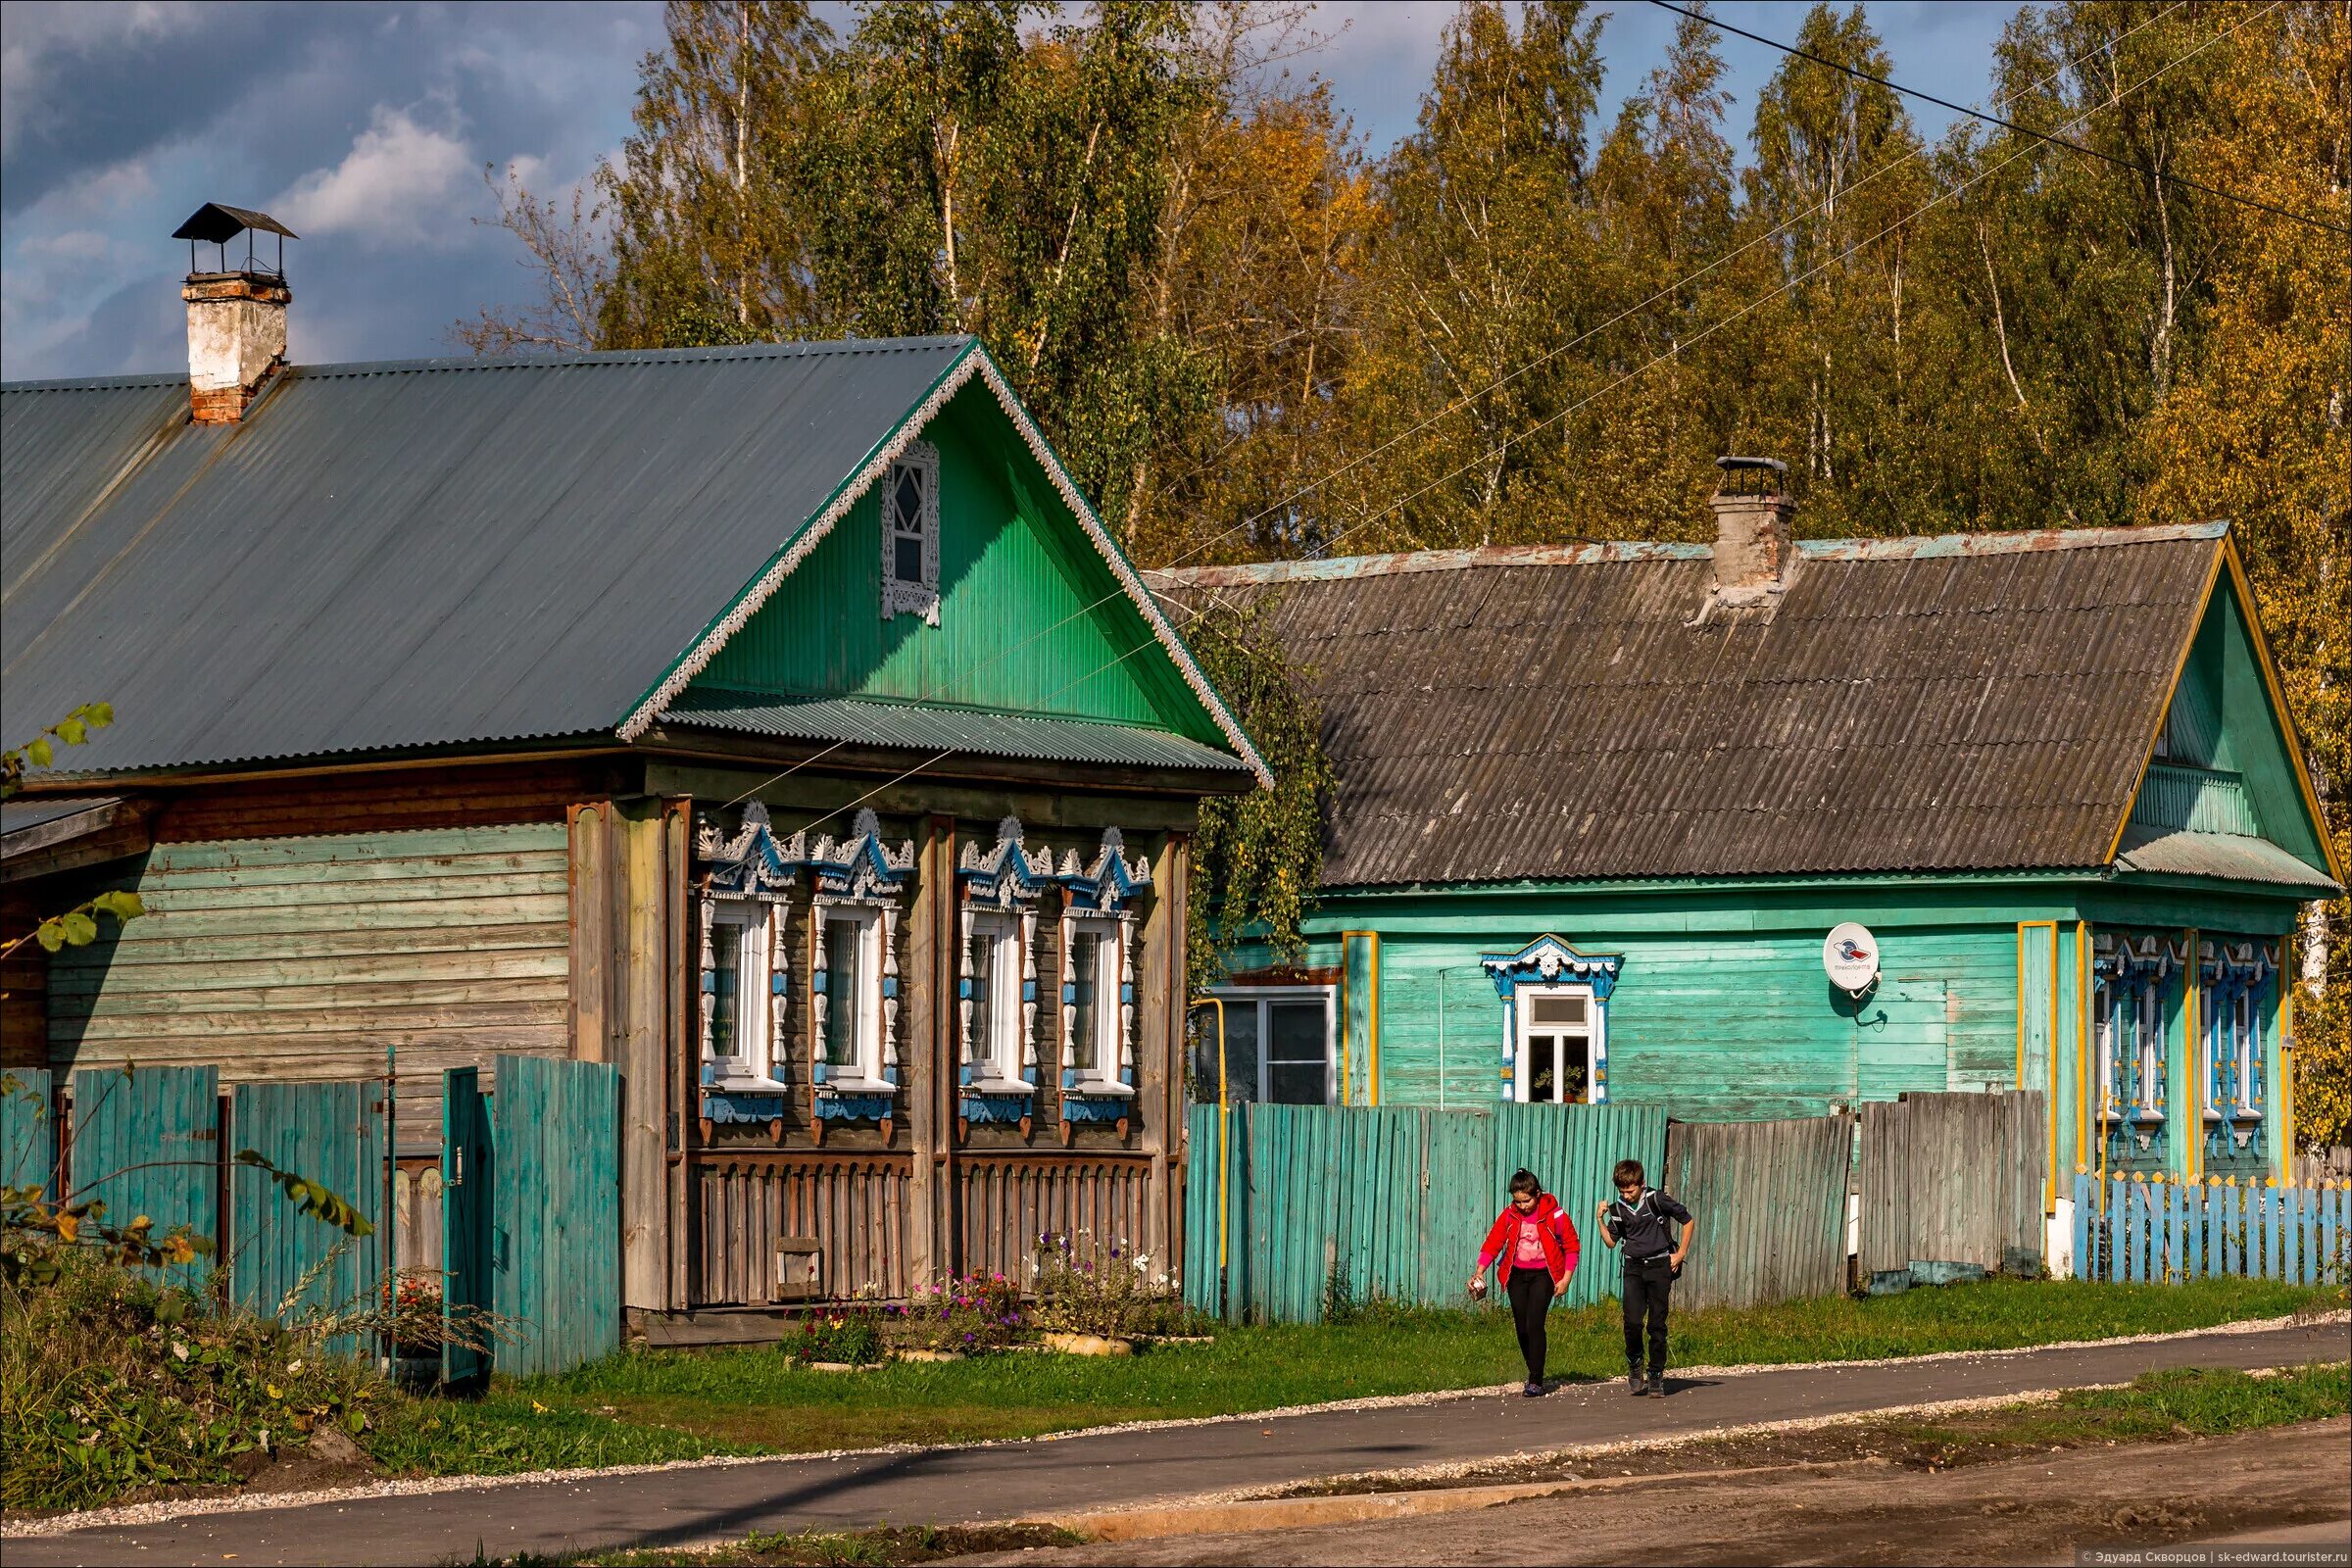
[1858,1091,2046,1287]
[1662,1115,1852,1311]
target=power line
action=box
[731,0,2192,813]
[1649,0,2350,238]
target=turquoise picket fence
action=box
[1184,1101,1669,1322]
[227,1080,389,1353]
[2073,1172,2346,1285]
[2,1066,57,1197]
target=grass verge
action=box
[525,1276,2338,1454]
[1269,1360,2352,1496]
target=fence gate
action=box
[441,1066,492,1385]
[1858,1091,2046,1288]
[229,1080,387,1354]
[2,1066,56,1196]
[71,1066,219,1287]
[490,1054,620,1375]
[1665,1115,1851,1311]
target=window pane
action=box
[1068,932,1099,1073]
[826,918,862,1068]
[710,926,741,1057]
[894,468,922,526]
[894,533,923,584]
[1223,1004,1262,1102]
[1528,994,1585,1027]
[1267,1002,1325,1061]
[969,929,1003,1073]
[1268,1058,1328,1104]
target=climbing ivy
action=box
[1182,596,1333,998]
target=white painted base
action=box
[2046,1198,2076,1280]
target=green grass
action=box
[1904,1360,2350,1456]
[510,1276,2336,1456]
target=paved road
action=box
[11,1323,2346,1568]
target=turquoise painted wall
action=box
[1219,873,2308,1185]
[692,381,1219,745]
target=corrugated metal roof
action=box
[2,339,973,774]
[1,796,122,839]
[2115,825,2340,893]
[659,689,1251,772]
[1157,525,2236,884]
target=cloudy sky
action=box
[0,1,2017,383]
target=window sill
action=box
[709,1075,794,1095]
[966,1077,1036,1097]
[1065,1078,1135,1099]
[818,1076,896,1097]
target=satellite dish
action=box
[1823,922,1879,993]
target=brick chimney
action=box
[1709,456,1794,605]
[172,204,296,423]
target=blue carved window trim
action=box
[693,803,805,1133]
[2199,936,2276,1167]
[2092,929,2182,1166]
[1479,936,1623,1104]
[1054,828,1152,1131]
[956,816,1050,1131]
[807,808,915,1123]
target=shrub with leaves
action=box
[889,1270,1025,1354]
[788,1304,886,1366]
[1030,1231,1194,1339]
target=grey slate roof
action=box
[659,689,1250,773]
[3,340,971,774]
[1157,525,2248,886]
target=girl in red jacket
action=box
[1468,1168,1580,1396]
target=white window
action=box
[2208,983,2261,1118]
[1196,989,1335,1105]
[817,906,889,1088]
[965,914,1027,1087]
[703,899,784,1087]
[1514,984,1600,1104]
[880,439,940,624]
[1064,918,1125,1086]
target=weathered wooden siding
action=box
[2,890,46,1070]
[1663,1115,1851,1311]
[47,823,569,1148]
[692,1155,912,1304]
[956,1155,1152,1283]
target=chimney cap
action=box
[1713,455,1787,476]
[172,203,298,244]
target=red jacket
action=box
[1477,1194,1580,1290]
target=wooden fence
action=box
[2074,1173,2346,1286]
[0,1057,619,1376]
[1662,1115,1852,1311]
[1185,1101,1676,1322]
[1858,1092,2047,1289]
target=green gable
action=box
[2124,550,2335,882]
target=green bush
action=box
[1,1246,382,1511]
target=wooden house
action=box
[1155,461,2341,1193]
[3,233,1266,1323]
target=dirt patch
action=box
[591,1524,1086,1566]
[946,1420,2351,1567]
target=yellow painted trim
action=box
[2220,536,2347,883]
[2076,920,2091,1174]
[1342,930,1383,1106]
[2102,540,2227,866]
[2047,923,2061,1213]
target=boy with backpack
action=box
[1596,1158,1695,1396]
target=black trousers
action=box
[1622,1256,1674,1372]
[1505,1266,1554,1382]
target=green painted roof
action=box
[657,690,1250,774]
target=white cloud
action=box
[272,103,475,247]
[0,1,205,140]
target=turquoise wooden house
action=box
[3,218,1267,1331]
[1158,462,2340,1196]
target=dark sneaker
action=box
[1628,1366,1648,1396]
[1522,1379,1544,1397]
[1648,1368,1668,1396]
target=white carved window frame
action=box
[880,438,942,625]
[961,910,1034,1091]
[700,893,792,1091]
[812,898,898,1093]
[1060,910,1134,1095]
